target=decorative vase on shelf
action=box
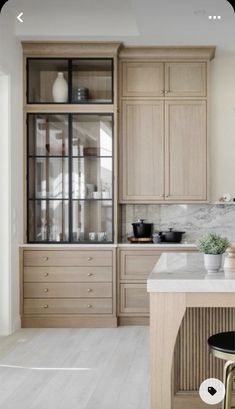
[204,254,222,274]
[52,72,68,103]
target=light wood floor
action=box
[0,327,150,409]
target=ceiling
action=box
[2,0,235,52]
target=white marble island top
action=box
[147,252,235,293]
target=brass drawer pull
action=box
[44,272,49,277]
[87,257,93,261]
[44,288,49,293]
[87,304,92,308]
[87,288,92,292]
[87,273,93,277]
[42,304,49,309]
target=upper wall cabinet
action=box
[27,58,113,104]
[119,47,215,203]
[165,62,207,97]
[122,62,164,97]
[121,61,207,98]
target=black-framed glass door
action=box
[27,113,114,243]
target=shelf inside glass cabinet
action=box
[72,200,113,243]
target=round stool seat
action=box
[208,331,235,360]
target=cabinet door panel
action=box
[122,62,164,97]
[165,62,206,97]
[120,284,149,315]
[120,100,164,202]
[120,250,161,280]
[165,100,207,201]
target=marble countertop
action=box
[147,252,235,293]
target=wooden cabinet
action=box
[121,61,206,98]
[120,100,164,201]
[21,248,117,328]
[165,100,207,200]
[120,284,149,314]
[119,48,214,203]
[122,62,164,97]
[165,62,207,97]
[118,247,197,324]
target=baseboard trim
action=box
[21,316,118,328]
[118,316,149,326]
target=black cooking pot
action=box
[158,228,185,243]
[132,219,153,238]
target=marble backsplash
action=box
[121,204,235,243]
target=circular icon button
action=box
[199,378,225,405]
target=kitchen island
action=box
[147,252,235,409]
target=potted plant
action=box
[197,233,230,274]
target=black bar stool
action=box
[208,332,235,409]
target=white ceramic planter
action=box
[204,254,222,274]
[52,72,68,103]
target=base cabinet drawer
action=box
[120,284,149,314]
[24,266,112,283]
[24,250,112,267]
[120,250,161,280]
[24,298,113,315]
[24,282,112,298]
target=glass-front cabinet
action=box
[27,58,113,104]
[27,113,114,243]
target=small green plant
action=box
[197,233,230,255]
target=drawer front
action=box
[120,284,149,314]
[24,283,112,298]
[120,250,161,280]
[24,298,113,315]
[24,266,112,283]
[24,250,112,267]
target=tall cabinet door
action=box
[120,100,164,202]
[165,100,207,201]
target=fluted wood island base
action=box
[147,253,235,409]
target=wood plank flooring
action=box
[0,327,150,409]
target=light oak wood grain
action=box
[24,282,112,299]
[24,298,113,315]
[120,284,149,315]
[122,62,164,97]
[165,62,207,97]
[120,99,164,201]
[120,250,162,281]
[24,266,112,283]
[165,100,207,201]
[24,250,113,267]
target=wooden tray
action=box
[127,236,153,243]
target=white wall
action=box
[210,49,235,201]
[0,11,23,334]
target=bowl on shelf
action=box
[84,147,100,156]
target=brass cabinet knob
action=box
[44,288,49,293]
[87,273,93,277]
[87,257,93,261]
[42,304,49,309]
[87,288,92,292]
[87,304,92,308]
[44,272,49,277]
[43,257,49,262]
[165,90,170,94]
